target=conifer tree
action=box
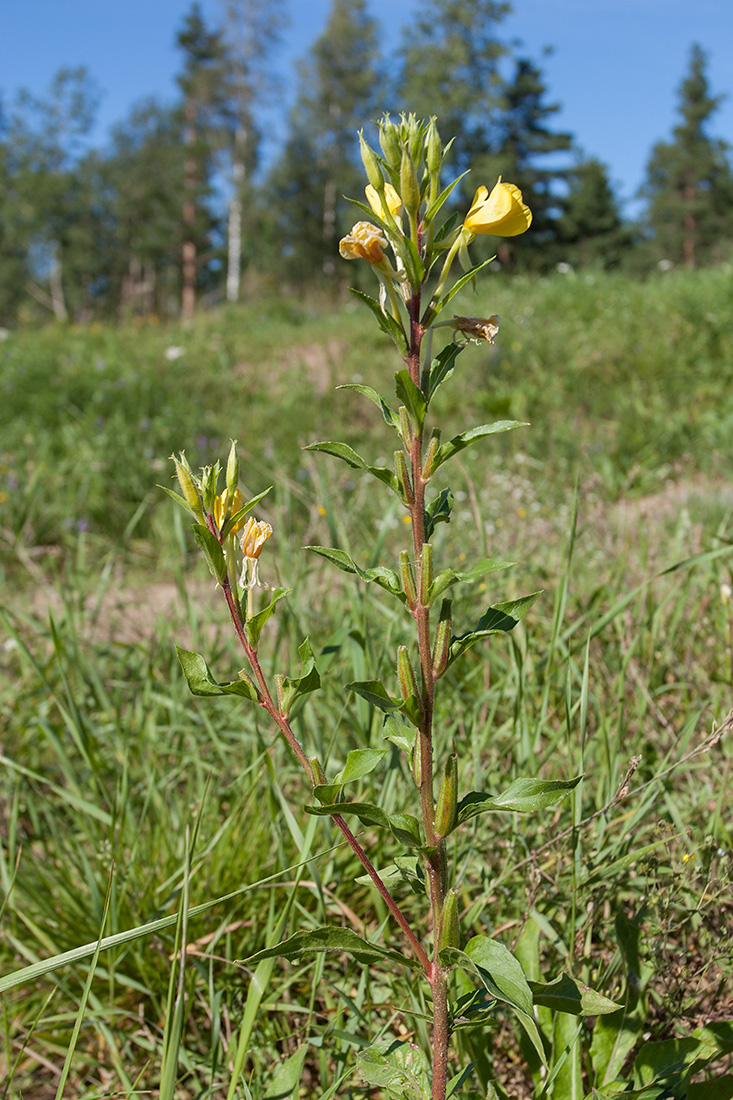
[642,44,733,268]
[555,157,629,269]
[267,0,383,282]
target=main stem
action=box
[407,292,450,1100]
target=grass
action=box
[0,266,732,1097]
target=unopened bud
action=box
[400,147,420,220]
[379,118,402,170]
[238,667,259,699]
[309,755,327,786]
[432,599,452,679]
[395,450,413,504]
[438,888,460,952]
[419,544,433,606]
[434,753,458,838]
[359,131,384,191]
[171,452,204,522]
[399,549,418,610]
[200,465,219,514]
[397,645,422,708]
[425,119,442,176]
[226,439,240,498]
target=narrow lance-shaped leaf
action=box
[424,488,454,540]
[447,591,542,669]
[430,421,529,475]
[457,776,582,826]
[305,442,399,496]
[242,927,422,971]
[245,587,291,648]
[279,638,321,717]
[191,523,227,583]
[429,556,515,604]
[423,341,465,403]
[349,287,408,353]
[175,647,259,702]
[304,547,406,605]
[394,369,427,434]
[337,383,402,432]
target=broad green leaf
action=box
[431,422,528,474]
[358,1037,432,1099]
[335,747,387,784]
[279,638,321,717]
[304,443,400,495]
[191,522,227,582]
[424,488,454,540]
[338,383,402,431]
[389,812,423,849]
[447,592,542,668]
[346,679,402,711]
[305,547,406,604]
[394,370,427,433]
[355,855,424,894]
[242,927,421,971]
[349,287,408,352]
[633,1035,717,1087]
[382,712,414,754]
[442,937,547,1068]
[306,800,390,830]
[263,1045,308,1100]
[552,1011,584,1100]
[245,587,291,648]
[424,342,464,403]
[529,974,622,1016]
[175,647,259,701]
[429,557,515,604]
[689,1076,733,1100]
[457,776,582,824]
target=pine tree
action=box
[555,158,629,269]
[642,44,733,268]
[266,0,383,283]
[175,4,233,318]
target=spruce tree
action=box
[642,44,733,268]
[555,158,629,269]
[266,0,383,283]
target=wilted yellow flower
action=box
[365,183,402,220]
[451,315,500,345]
[240,515,273,589]
[339,221,389,264]
[464,179,532,237]
[213,487,245,532]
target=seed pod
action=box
[397,645,421,704]
[309,755,327,786]
[432,599,452,679]
[399,550,417,610]
[437,888,460,952]
[421,432,441,481]
[434,753,458,838]
[394,450,413,504]
[399,405,413,449]
[419,544,433,606]
[411,728,422,787]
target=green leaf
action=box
[159,483,196,515]
[346,679,402,711]
[222,486,272,539]
[689,1076,733,1100]
[447,592,542,668]
[245,587,291,648]
[389,812,423,849]
[335,747,387,785]
[423,170,470,226]
[382,712,414,755]
[424,342,464,403]
[424,488,454,540]
[355,855,424,894]
[263,1045,308,1100]
[358,1037,432,1100]
[394,370,427,433]
[279,638,321,717]
[307,800,391,829]
[442,937,547,1068]
[175,647,259,701]
[429,557,515,604]
[338,383,402,431]
[529,974,622,1016]
[457,776,582,825]
[633,1035,718,1087]
[349,287,408,352]
[191,523,227,582]
[242,927,421,971]
[424,256,494,326]
[304,547,405,603]
[304,442,399,495]
[431,422,528,474]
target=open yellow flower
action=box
[213,487,245,533]
[240,516,272,589]
[365,183,402,220]
[463,179,532,237]
[339,221,388,264]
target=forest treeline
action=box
[1,0,732,325]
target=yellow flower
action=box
[365,183,402,220]
[463,178,532,237]
[240,515,273,589]
[339,221,389,264]
[213,488,245,532]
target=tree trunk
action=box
[226,156,245,302]
[181,98,198,321]
[322,177,336,277]
[49,242,68,322]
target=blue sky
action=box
[2,0,732,218]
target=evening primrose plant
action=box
[168,115,621,1100]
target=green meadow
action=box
[1,266,732,1097]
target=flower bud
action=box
[200,464,219,514]
[432,599,452,679]
[226,439,240,499]
[434,753,458,838]
[437,888,460,952]
[425,119,442,176]
[400,549,418,610]
[419,544,433,606]
[394,450,413,504]
[171,452,205,522]
[397,645,422,709]
[379,117,402,170]
[309,755,327,786]
[359,131,384,191]
[400,147,421,221]
[399,406,413,449]
[421,432,441,481]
